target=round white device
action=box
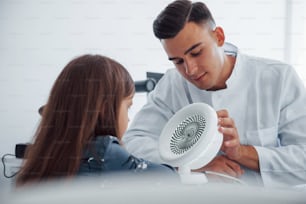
[159,103,223,184]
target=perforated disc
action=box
[170,114,206,155]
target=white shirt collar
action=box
[223,42,242,90]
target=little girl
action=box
[16,54,175,186]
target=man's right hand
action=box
[194,155,244,178]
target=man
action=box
[123,0,306,187]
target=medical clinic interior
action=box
[1,0,306,203]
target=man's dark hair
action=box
[153,0,215,39]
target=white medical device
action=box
[159,103,223,184]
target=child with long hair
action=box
[16,54,175,186]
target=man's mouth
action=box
[193,72,207,81]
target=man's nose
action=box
[184,59,198,76]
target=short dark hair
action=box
[153,0,215,39]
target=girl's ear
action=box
[213,26,225,47]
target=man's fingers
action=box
[216,109,229,118]
[221,166,238,177]
[218,117,236,128]
[219,126,236,137]
[226,159,244,176]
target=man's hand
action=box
[194,155,244,178]
[217,109,242,160]
[217,109,259,171]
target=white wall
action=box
[290,0,306,81]
[0,0,305,193]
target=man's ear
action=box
[213,26,225,46]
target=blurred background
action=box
[0,0,305,193]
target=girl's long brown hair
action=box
[16,54,134,186]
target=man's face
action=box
[161,22,226,90]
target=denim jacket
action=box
[77,135,176,176]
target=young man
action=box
[123,0,306,187]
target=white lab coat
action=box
[123,44,306,187]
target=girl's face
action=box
[117,93,134,139]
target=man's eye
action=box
[175,59,184,65]
[190,50,202,57]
